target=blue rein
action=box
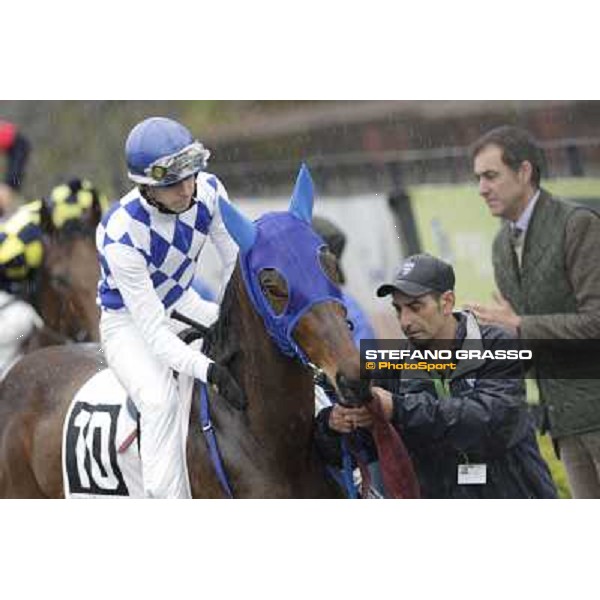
[198,382,234,498]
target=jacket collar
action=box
[448,310,486,379]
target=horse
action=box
[19,192,102,354]
[0,166,416,498]
[0,193,102,379]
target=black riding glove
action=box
[206,362,247,411]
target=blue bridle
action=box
[220,164,344,364]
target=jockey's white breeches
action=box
[0,291,43,380]
[100,293,218,499]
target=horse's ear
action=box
[219,196,256,253]
[39,199,56,236]
[288,163,314,223]
[89,190,103,229]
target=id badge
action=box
[457,464,487,485]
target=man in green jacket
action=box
[466,125,600,498]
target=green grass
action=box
[408,177,600,306]
[537,433,571,498]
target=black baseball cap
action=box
[376,253,455,298]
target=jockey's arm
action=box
[206,179,238,301]
[172,288,219,329]
[103,242,213,382]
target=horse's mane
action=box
[202,267,240,368]
[50,219,96,241]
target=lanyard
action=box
[431,371,451,399]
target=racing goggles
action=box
[131,141,211,187]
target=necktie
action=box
[511,226,524,267]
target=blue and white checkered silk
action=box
[97,173,224,311]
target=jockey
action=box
[0,178,108,378]
[96,117,243,499]
[0,120,30,218]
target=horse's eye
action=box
[258,268,289,315]
[318,248,342,285]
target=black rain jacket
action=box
[315,311,558,499]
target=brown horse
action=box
[0,168,370,498]
[20,193,102,353]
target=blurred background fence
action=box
[2,100,600,199]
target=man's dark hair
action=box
[470,125,545,187]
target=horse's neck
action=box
[205,268,314,443]
[38,234,100,342]
[232,270,313,427]
[187,266,335,498]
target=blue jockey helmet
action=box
[125,117,210,187]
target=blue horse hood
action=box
[220,163,345,362]
[240,212,344,361]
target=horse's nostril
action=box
[335,373,371,406]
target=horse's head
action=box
[37,181,103,342]
[220,165,370,407]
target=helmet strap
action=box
[141,184,197,215]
